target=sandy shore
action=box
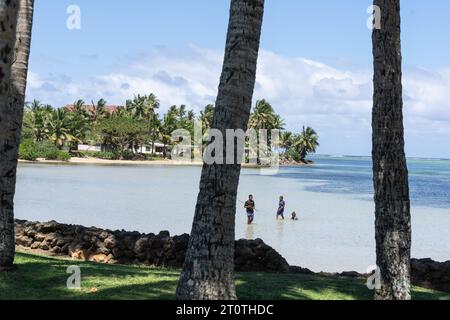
[19,157,203,166]
[18,157,281,168]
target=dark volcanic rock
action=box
[14,219,291,273]
[411,258,450,293]
[14,219,449,294]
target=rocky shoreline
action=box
[14,219,450,293]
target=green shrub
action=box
[121,150,134,160]
[19,139,71,162]
[78,150,117,160]
[285,148,302,162]
[56,151,71,161]
[19,139,38,161]
[44,149,71,161]
[34,141,59,158]
[44,148,61,160]
[96,151,116,160]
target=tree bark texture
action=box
[176,0,264,300]
[0,0,33,271]
[372,0,411,300]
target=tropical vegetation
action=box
[20,97,319,163]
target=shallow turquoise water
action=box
[15,156,450,272]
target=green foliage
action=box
[97,114,148,158]
[21,95,318,164]
[18,139,38,161]
[43,148,60,160]
[56,151,71,161]
[249,100,285,131]
[281,126,320,162]
[18,139,71,162]
[285,148,303,162]
[34,140,58,156]
[121,150,135,160]
[78,151,118,160]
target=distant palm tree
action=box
[88,99,107,123]
[280,131,293,150]
[0,0,22,271]
[72,99,86,115]
[159,111,177,158]
[149,113,161,156]
[27,100,52,141]
[200,104,215,132]
[47,109,79,148]
[272,114,285,131]
[176,0,265,300]
[127,94,159,121]
[249,99,283,130]
[293,126,319,161]
[372,0,411,300]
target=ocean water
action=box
[14,156,450,272]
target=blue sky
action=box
[27,1,450,158]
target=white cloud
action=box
[26,45,450,157]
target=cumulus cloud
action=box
[25,45,450,157]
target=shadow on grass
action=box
[1,252,448,300]
[235,272,372,300]
[235,272,450,300]
[0,252,179,299]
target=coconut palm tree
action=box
[176,0,265,300]
[200,104,215,132]
[127,94,159,121]
[149,113,162,156]
[26,100,52,141]
[0,0,23,271]
[88,99,107,124]
[280,131,294,151]
[47,108,80,148]
[293,126,319,161]
[72,99,86,115]
[372,0,411,300]
[159,110,177,158]
[249,99,282,130]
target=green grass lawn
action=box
[1,252,448,300]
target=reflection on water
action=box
[276,220,284,241]
[15,157,450,272]
[245,224,254,240]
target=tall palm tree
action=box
[72,99,86,114]
[372,0,411,300]
[0,0,24,271]
[176,0,265,300]
[47,108,79,148]
[200,104,215,132]
[127,94,159,121]
[293,126,319,161]
[88,99,107,124]
[27,100,52,141]
[159,110,177,158]
[280,131,293,151]
[249,99,279,130]
[149,113,161,156]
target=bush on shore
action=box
[18,139,38,161]
[76,150,118,160]
[18,140,71,162]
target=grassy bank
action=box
[0,252,448,300]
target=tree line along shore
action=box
[19,98,319,164]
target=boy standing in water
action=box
[277,196,285,220]
[244,194,255,225]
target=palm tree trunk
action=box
[372,0,411,300]
[176,0,264,300]
[0,0,23,271]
